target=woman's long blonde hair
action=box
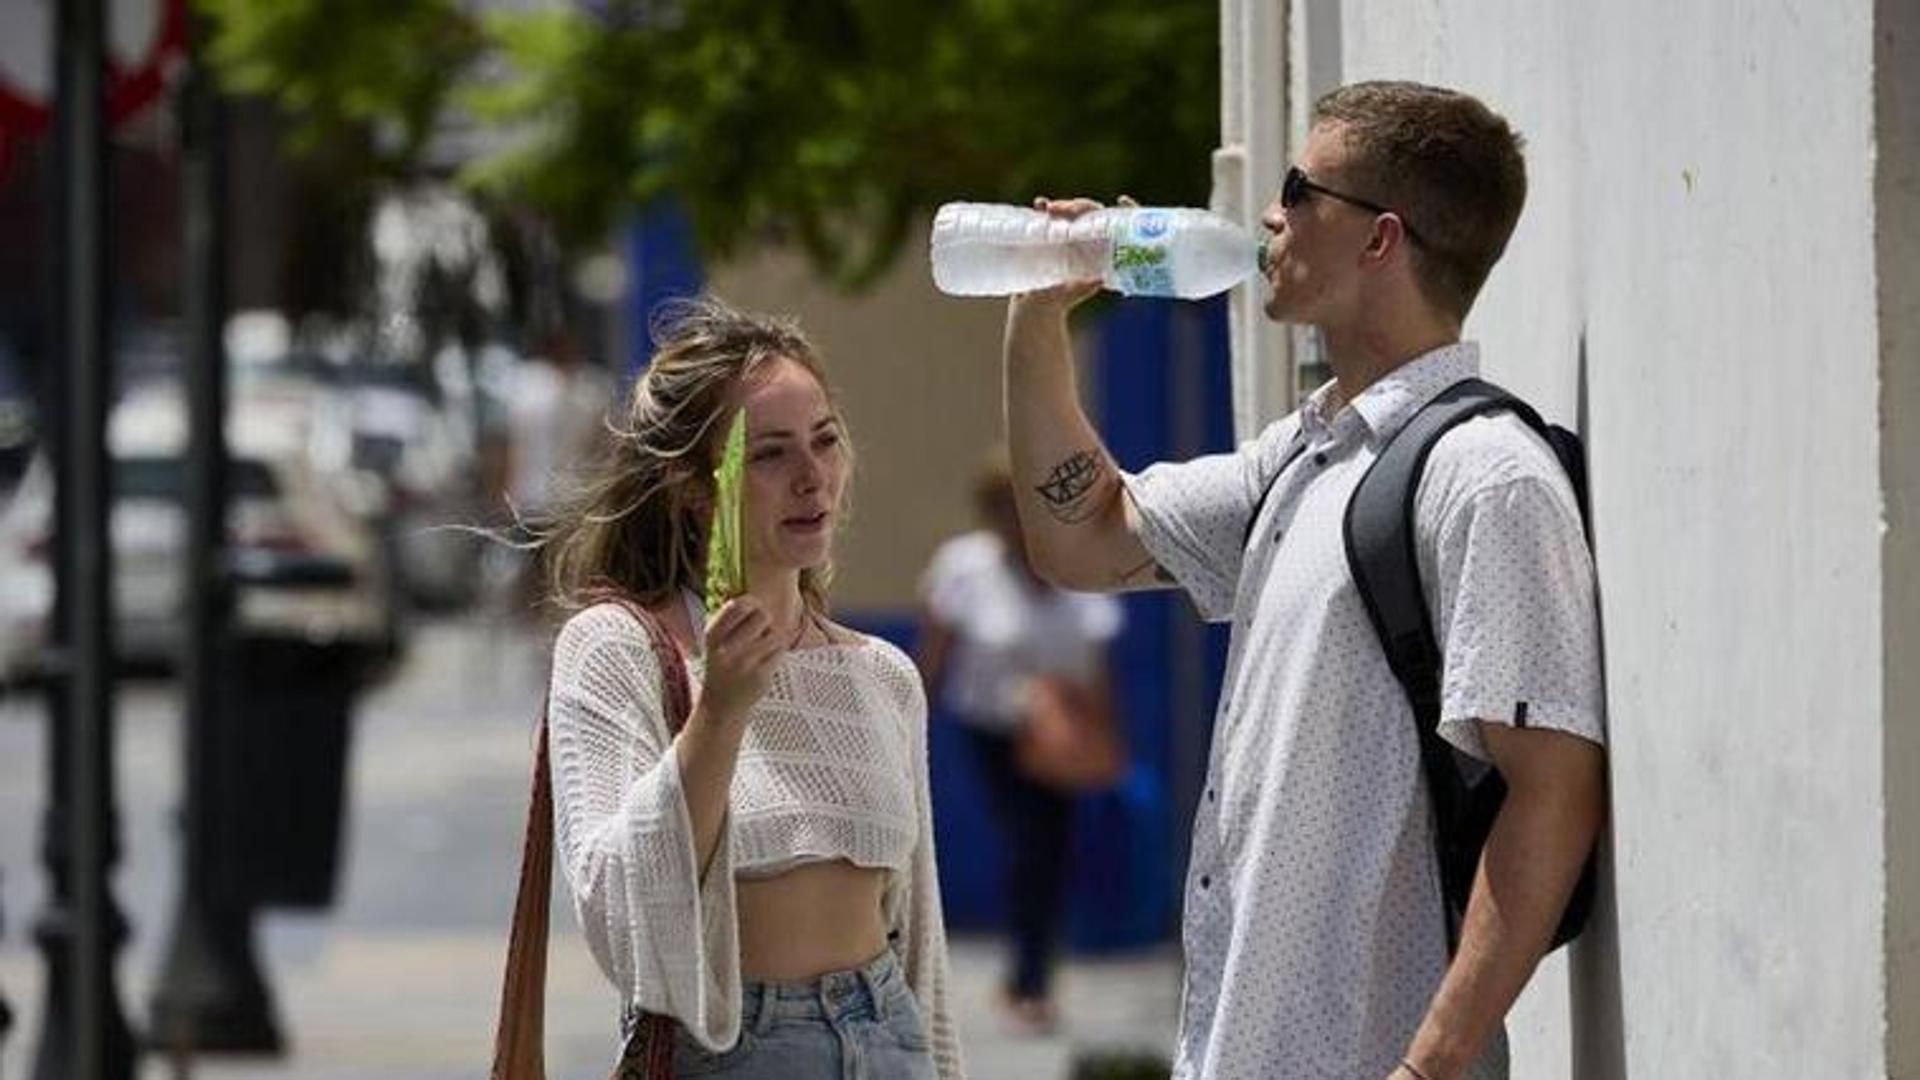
[539,295,848,616]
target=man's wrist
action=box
[1400,1038,1472,1080]
[1007,291,1076,327]
[1394,1057,1439,1080]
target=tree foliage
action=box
[200,0,1219,291]
[197,0,482,172]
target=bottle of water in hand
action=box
[930,202,1266,300]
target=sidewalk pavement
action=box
[0,616,1178,1079]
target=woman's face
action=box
[732,356,848,578]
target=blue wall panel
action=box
[869,295,1238,954]
[623,200,704,380]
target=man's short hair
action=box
[1313,81,1527,320]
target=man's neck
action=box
[1317,314,1461,413]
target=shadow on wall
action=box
[1570,333,1625,1080]
[1570,829,1626,1080]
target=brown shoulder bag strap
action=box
[490,596,695,1080]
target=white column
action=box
[1281,0,1343,410]
[1217,0,1291,440]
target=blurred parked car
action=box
[0,381,400,684]
[318,359,485,613]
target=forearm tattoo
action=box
[1034,450,1105,524]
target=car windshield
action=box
[115,457,279,501]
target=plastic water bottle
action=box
[930,202,1266,300]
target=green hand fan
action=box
[704,410,749,612]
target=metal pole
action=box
[27,35,79,1073]
[148,15,284,1055]
[37,0,138,1077]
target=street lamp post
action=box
[31,0,138,1077]
[147,21,284,1055]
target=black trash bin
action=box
[224,634,360,910]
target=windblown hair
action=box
[538,295,847,616]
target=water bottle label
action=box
[1110,212,1175,296]
[1133,211,1171,240]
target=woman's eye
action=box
[815,433,841,451]
[752,448,783,463]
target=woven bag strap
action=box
[490,595,695,1080]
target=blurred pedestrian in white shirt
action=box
[916,450,1122,1035]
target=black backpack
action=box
[1246,377,1598,954]
[1345,377,1597,953]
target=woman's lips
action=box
[782,512,829,533]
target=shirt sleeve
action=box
[1425,473,1607,762]
[1118,420,1298,622]
[546,603,743,1052]
[885,659,966,1080]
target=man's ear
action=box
[1363,215,1413,263]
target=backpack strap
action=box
[1342,377,1566,948]
[1344,379,1541,713]
[491,594,694,1080]
[1240,435,1313,553]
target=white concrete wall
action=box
[1314,1,1897,1074]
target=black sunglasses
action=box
[1281,166,1424,246]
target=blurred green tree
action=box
[463,0,1218,287]
[197,0,482,173]
[197,0,1218,291]
[194,0,487,318]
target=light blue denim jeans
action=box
[670,950,936,1080]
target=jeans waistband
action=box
[739,949,907,1032]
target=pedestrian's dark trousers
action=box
[964,725,1073,1000]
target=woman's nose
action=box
[794,451,824,493]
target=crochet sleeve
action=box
[882,650,967,1079]
[546,603,742,1052]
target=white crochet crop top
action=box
[688,643,918,883]
[545,600,962,1078]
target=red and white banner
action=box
[0,0,188,136]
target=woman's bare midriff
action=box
[736,859,890,982]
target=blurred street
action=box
[0,613,1177,1080]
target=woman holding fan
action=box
[520,297,962,1079]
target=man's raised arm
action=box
[1002,199,1168,594]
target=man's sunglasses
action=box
[1280,166,1424,246]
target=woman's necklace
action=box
[786,605,825,650]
